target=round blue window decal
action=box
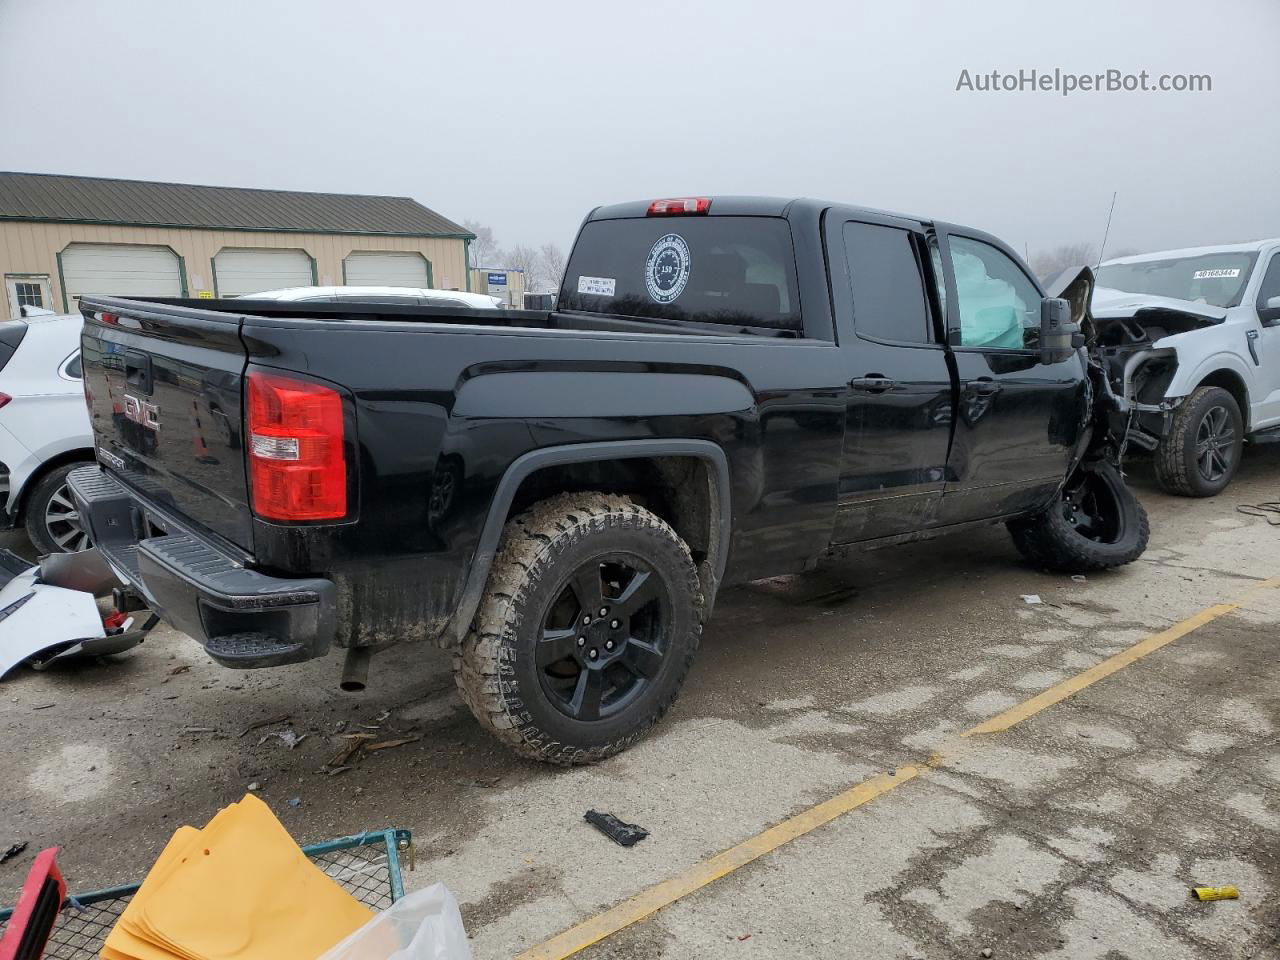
[644,233,691,304]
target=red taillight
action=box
[0,393,10,409]
[246,371,347,522]
[99,312,119,325]
[647,197,711,216]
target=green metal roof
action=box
[0,171,472,239]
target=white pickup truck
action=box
[1091,239,1280,496]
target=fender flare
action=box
[1165,350,1253,405]
[444,438,732,644]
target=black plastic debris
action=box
[2,841,28,864]
[584,810,649,847]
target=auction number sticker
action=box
[577,275,617,296]
[1192,268,1241,279]
[645,233,692,303]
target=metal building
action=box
[0,172,474,320]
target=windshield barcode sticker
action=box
[578,276,616,296]
[1192,268,1241,279]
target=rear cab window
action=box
[558,217,802,334]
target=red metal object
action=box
[0,848,66,960]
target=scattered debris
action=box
[258,728,308,750]
[2,841,28,864]
[239,714,291,738]
[1021,594,1043,605]
[287,797,302,807]
[247,781,262,792]
[365,735,421,752]
[32,703,55,711]
[1237,502,1280,526]
[584,810,649,847]
[738,934,752,942]
[1192,885,1239,901]
[1071,575,1087,583]
[182,727,216,735]
[324,766,352,777]
[472,777,501,789]
[169,665,192,676]
[980,949,994,959]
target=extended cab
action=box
[69,197,1148,764]
[1092,239,1280,496]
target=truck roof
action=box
[585,196,932,225]
[1102,238,1280,265]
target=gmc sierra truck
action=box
[69,196,1148,765]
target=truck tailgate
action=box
[79,299,253,549]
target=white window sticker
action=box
[645,233,692,304]
[1193,268,1241,279]
[577,275,616,296]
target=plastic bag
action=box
[317,883,471,960]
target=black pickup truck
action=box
[69,196,1148,764]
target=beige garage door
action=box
[214,248,313,296]
[343,251,431,288]
[60,243,183,311]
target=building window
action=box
[14,282,44,309]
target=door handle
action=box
[124,350,154,395]
[967,378,1001,396]
[849,376,897,393]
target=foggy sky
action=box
[2,0,1277,261]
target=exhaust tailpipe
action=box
[340,646,372,692]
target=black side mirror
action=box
[1039,297,1079,364]
[1259,295,1280,325]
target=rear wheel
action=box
[455,492,702,765]
[1007,461,1149,573]
[1154,385,1243,497]
[25,462,92,554]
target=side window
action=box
[62,351,83,380]
[843,222,932,344]
[1257,255,1280,306]
[948,236,1041,350]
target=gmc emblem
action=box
[123,394,160,431]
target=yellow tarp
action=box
[102,795,372,960]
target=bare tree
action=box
[1029,242,1097,281]
[537,243,566,293]
[463,220,499,269]
[501,244,543,292]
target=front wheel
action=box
[1154,385,1244,497]
[455,492,703,765]
[1007,461,1149,573]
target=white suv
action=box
[1093,239,1280,496]
[0,312,93,552]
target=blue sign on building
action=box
[487,272,508,286]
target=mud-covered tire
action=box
[1154,386,1243,497]
[454,492,703,765]
[1007,461,1150,573]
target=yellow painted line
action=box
[516,765,924,960]
[518,575,1280,959]
[964,574,1280,736]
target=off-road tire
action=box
[454,492,703,765]
[1007,461,1150,573]
[1154,385,1243,497]
[25,462,92,555]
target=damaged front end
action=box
[1045,266,1219,462]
